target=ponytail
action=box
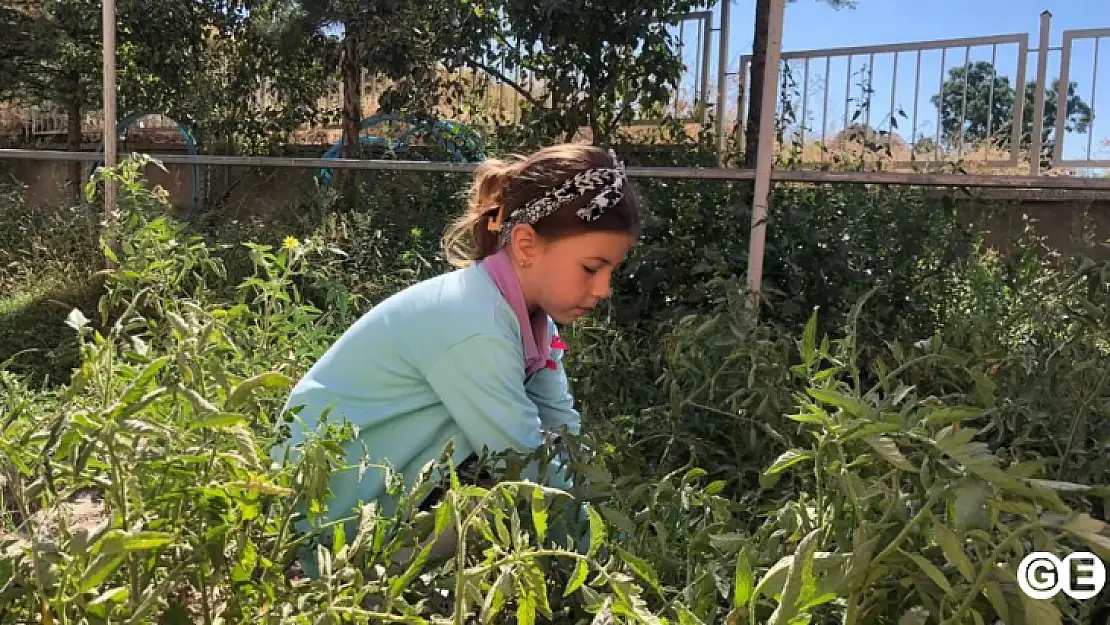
[442,156,521,268]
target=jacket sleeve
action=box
[425,334,545,455]
[526,322,581,438]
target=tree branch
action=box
[458,53,543,110]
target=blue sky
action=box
[672,0,1110,163]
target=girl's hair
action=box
[442,144,643,268]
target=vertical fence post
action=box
[745,0,786,313]
[716,0,732,166]
[1029,10,1051,176]
[102,0,118,268]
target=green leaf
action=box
[1040,512,1110,559]
[932,517,974,582]
[120,532,174,552]
[1018,588,1063,625]
[924,406,981,426]
[841,422,902,442]
[434,497,454,537]
[121,357,171,404]
[481,566,514,624]
[231,424,260,471]
[801,310,818,363]
[226,371,294,409]
[901,549,954,595]
[89,586,129,607]
[79,553,126,592]
[516,575,538,625]
[531,485,548,543]
[586,506,606,557]
[934,427,978,456]
[600,505,635,536]
[564,559,589,597]
[180,387,219,416]
[806,388,867,417]
[709,532,747,554]
[616,547,664,597]
[952,479,991,535]
[765,528,823,625]
[787,411,830,426]
[863,436,918,472]
[187,413,248,430]
[764,449,815,475]
[675,603,707,625]
[705,480,726,495]
[733,546,755,608]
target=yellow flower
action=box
[282,236,299,250]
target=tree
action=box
[744,0,856,166]
[180,0,337,154]
[296,0,501,171]
[1,0,216,194]
[0,2,44,102]
[486,0,710,144]
[930,60,1092,161]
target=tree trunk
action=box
[340,27,361,190]
[67,97,83,199]
[744,0,770,167]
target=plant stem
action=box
[939,522,1043,625]
[871,488,944,568]
[452,492,467,625]
[106,434,140,614]
[843,590,861,625]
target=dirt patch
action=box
[1,489,109,554]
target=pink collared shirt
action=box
[479,249,553,376]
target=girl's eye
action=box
[583,265,599,275]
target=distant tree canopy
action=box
[931,60,1092,152]
[1,0,715,159]
[496,0,710,144]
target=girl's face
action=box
[513,228,636,324]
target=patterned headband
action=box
[490,149,627,246]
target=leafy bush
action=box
[3,158,1109,624]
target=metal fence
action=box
[738,33,1031,170]
[1055,27,1109,168]
[734,11,1108,175]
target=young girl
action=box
[272,143,643,574]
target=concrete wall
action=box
[3,155,1108,259]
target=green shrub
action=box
[4,159,1109,624]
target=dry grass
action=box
[775,128,1083,176]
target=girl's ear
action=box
[510,224,542,266]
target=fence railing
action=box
[1054,27,1109,168]
[734,12,1107,175]
[738,33,1031,170]
[12,106,182,138]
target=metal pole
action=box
[1030,11,1051,176]
[745,0,785,312]
[102,0,118,266]
[716,0,732,166]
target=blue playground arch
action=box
[316,113,484,185]
[89,111,200,211]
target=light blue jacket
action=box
[270,256,581,563]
